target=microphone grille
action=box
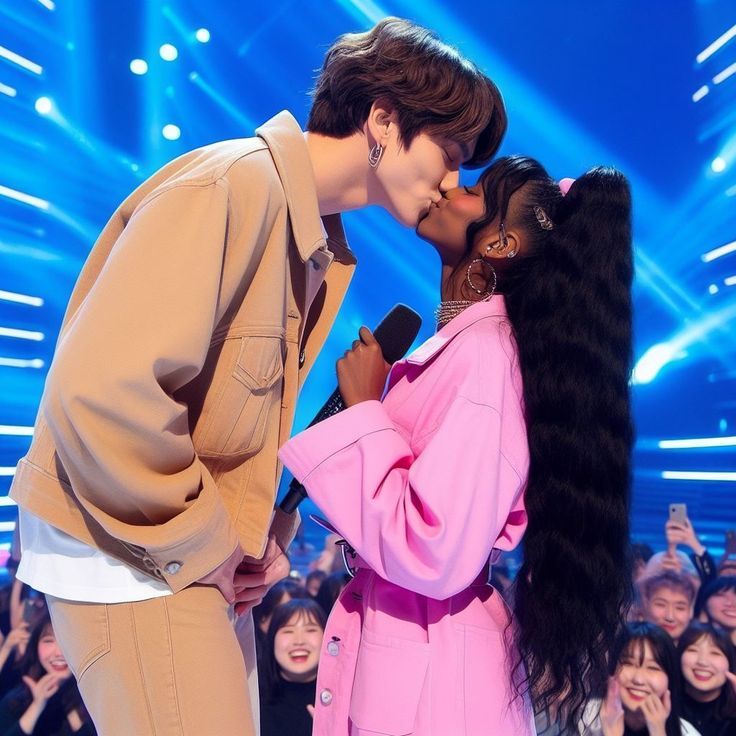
[372,304,423,364]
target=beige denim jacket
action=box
[10,111,356,593]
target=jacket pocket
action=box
[196,335,284,459]
[349,629,430,735]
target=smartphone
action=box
[669,503,687,525]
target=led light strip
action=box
[659,436,736,449]
[662,470,736,481]
[697,24,736,64]
[0,426,34,436]
[0,358,45,369]
[702,240,736,262]
[0,327,44,341]
[0,46,43,76]
[0,290,44,307]
[0,185,49,210]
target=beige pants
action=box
[47,586,259,736]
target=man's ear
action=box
[366,98,397,144]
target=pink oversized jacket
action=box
[279,297,536,736]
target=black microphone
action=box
[279,304,422,514]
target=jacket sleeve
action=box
[279,398,526,599]
[42,178,251,592]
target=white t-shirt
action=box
[18,240,333,604]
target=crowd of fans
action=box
[0,513,733,736]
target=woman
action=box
[678,623,736,735]
[259,599,327,736]
[582,622,700,736]
[697,578,736,646]
[0,614,94,736]
[279,155,635,734]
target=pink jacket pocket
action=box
[349,629,430,735]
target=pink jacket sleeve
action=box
[278,397,526,600]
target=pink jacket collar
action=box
[405,295,508,366]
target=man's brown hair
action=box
[307,18,506,168]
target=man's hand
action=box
[197,545,246,604]
[665,518,705,556]
[233,535,291,616]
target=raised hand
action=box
[599,678,624,736]
[639,689,670,736]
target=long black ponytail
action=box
[468,156,634,727]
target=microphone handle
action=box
[279,388,345,513]
[280,476,307,514]
[307,387,345,428]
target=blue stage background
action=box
[0,0,734,570]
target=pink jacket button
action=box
[320,689,333,705]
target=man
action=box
[10,17,506,735]
[642,571,697,643]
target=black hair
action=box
[696,575,736,619]
[631,542,655,566]
[611,622,684,736]
[258,599,327,705]
[465,156,634,729]
[678,622,736,720]
[315,571,351,616]
[252,578,309,632]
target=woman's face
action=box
[416,182,489,265]
[616,641,669,712]
[373,130,471,229]
[681,635,729,699]
[706,588,736,631]
[274,613,324,683]
[37,627,70,678]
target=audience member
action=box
[304,571,326,599]
[641,572,697,643]
[677,623,736,736]
[314,572,350,617]
[697,578,736,647]
[580,621,700,735]
[0,613,94,735]
[666,518,717,587]
[259,599,326,736]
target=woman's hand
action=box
[20,673,66,733]
[600,678,624,736]
[0,623,30,659]
[336,327,391,408]
[640,689,670,736]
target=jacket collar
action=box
[405,296,508,366]
[256,111,352,264]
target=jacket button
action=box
[164,561,183,575]
[326,641,339,656]
[299,349,306,367]
[319,689,333,706]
